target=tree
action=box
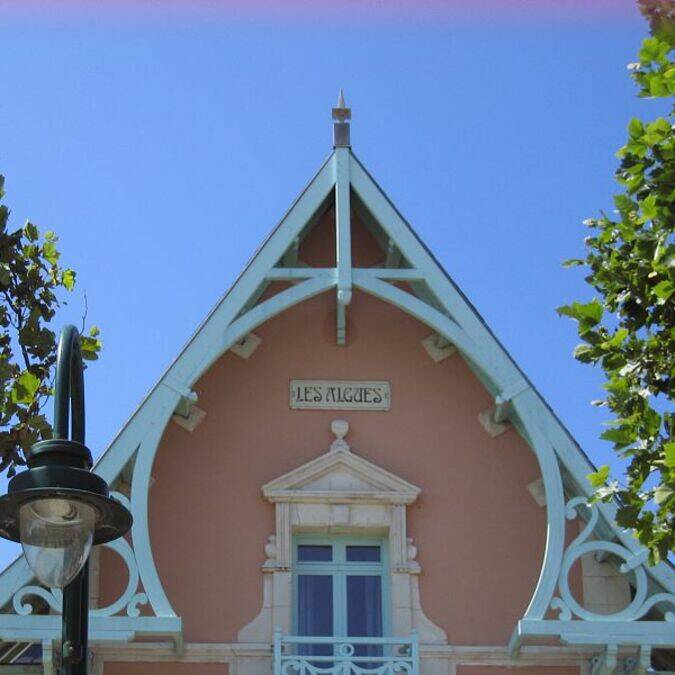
[558,32,674,564]
[0,175,101,476]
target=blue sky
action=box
[0,6,668,566]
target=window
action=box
[293,537,388,657]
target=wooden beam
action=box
[353,268,425,281]
[266,268,336,280]
[335,148,352,345]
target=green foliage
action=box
[0,176,101,475]
[558,35,674,564]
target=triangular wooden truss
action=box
[0,134,672,671]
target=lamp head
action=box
[0,439,132,589]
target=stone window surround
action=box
[237,420,447,646]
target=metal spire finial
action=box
[332,89,351,147]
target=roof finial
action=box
[332,89,351,148]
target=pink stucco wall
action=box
[99,213,576,647]
[458,668,579,674]
[105,664,228,674]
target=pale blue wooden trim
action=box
[130,403,180,619]
[335,149,352,301]
[94,153,337,485]
[0,156,338,638]
[356,269,425,281]
[353,275,501,389]
[219,277,336,371]
[335,148,352,345]
[128,277,336,623]
[349,153,520,392]
[354,274,565,629]
[533,407,675,594]
[266,268,337,280]
[0,279,337,642]
[0,558,34,613]
[273,627,282,675]
[513,619,675,647]
[163,166,336,390]
[0,614,181,641]
[349,151,675,605]
[275,634,419,675]
[511,391,565,622]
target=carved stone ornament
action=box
[238,421,447,645]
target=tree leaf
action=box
[664,442,675,470]
[628,117,644,138]
[653,280,674,301]
[43,241,59,265]
[654,486,673,505]
[11,371,40,405]
[588,465,610,488]
[23,221,39,242]
[62,269,76,291]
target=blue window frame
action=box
[293,536,390,648]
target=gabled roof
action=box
[0,96,672,662]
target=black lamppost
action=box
[0,325,132,674]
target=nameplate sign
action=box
[290,380,391,411]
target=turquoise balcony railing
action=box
[273,631,419,675]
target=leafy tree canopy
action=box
[558,31,674,564]
[0,176,101,476]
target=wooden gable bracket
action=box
[164,379,206,433]
[421,333,456,362]
[231,332,262,360]
[478,380,529,438]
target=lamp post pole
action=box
[54,326,89,674]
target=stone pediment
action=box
[262,420,420,506]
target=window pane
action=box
[347,575,382,637]
[298,545,332,562]
[346,545,380,562]
[347,575,383,661]
[298,575,333,659]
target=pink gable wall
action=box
[100,289,551,644]
[99,213,577,647]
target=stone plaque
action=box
[290,380,390,411]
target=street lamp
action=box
[0,325,132,673]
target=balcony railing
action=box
[273,631,419,675]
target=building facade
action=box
[0,99,673,674]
